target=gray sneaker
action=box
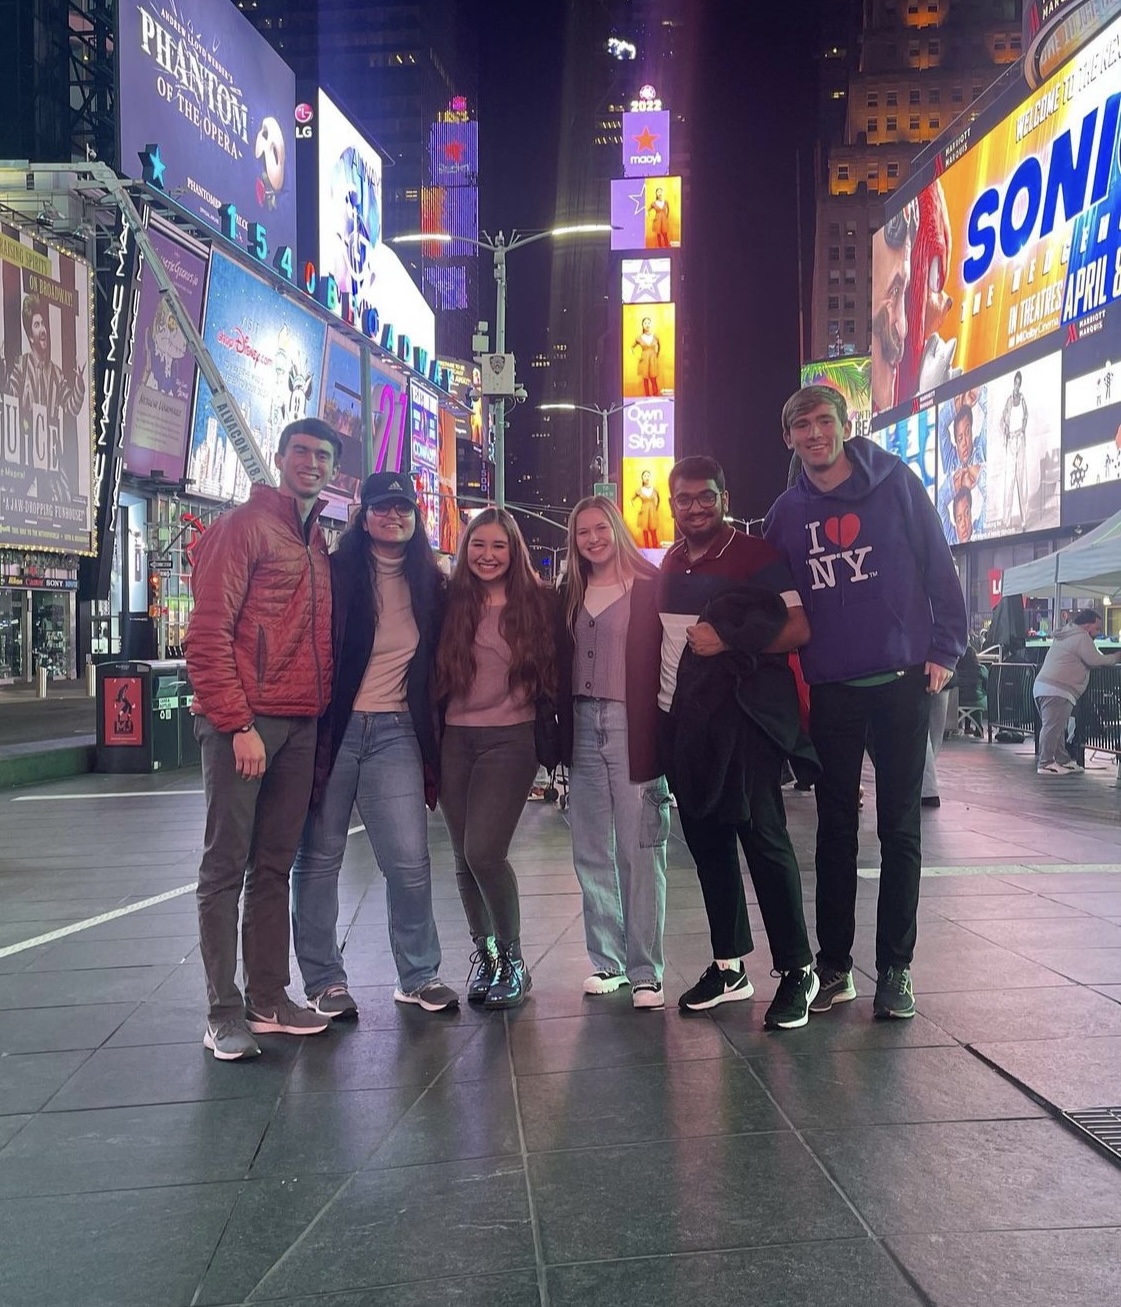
[308,985,359,1019]
[394,979,460,1012]
[809,966,857,1013]
[203,1017,261,1061]
[873,966,915,1019]
[246,994,331,1036]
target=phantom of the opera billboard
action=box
[118,0,298,255]
[0,227,95,554]
[187,250,326,503]
[872,15,1121,417]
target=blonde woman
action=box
[558,496,669,1009]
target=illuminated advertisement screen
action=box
[873,14,1121,414]
[1060,300,1121,524]
[441,357,484,445]
[622,302,675,399]
[610,177,682,251]
[0,228,94,553]
[438,406,458,555]
[621,257,672,304]
[622,398,675,459]
[318,328,366,519]
[187,250,327,502]
[800,356,872,441]
[621,457,674,551]
[935,351,1062,545]
[121,222,207,482]
[409,379,440,549]
[369,358,407,475]
[870,407,937,505]
[317,90,382,324]
[622,110,670,178]
[370,243,436,362]
[117,0,297,254]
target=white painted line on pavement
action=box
[11,791,205,801]
[0,884,196,958]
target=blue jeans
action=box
[569,699,668,984]
[291,712,441,995]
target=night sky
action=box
[469,1,822,522]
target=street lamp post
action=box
[394,225,611,508]
[539,401,625,492]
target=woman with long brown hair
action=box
[558,496,669,1008]
[436,508,557,1009]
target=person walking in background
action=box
[437,509,557,1009]
[920,687,950,809]
[658,456,820,1030]
[558,496,668,1010]
[1034,609,1121,775]
[291,472,455,1020]
[187,418,342,1061]
[766,385,967,1021]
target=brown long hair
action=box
[563,496,656,633]
[436,507,556,701]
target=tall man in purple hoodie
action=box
[764,385,967,1019]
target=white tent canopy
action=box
[1001,506,1121,597]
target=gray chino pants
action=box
[195,714,318,1021]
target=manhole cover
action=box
[1064,1107,1121,1162]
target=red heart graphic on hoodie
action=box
[824,514,860,548]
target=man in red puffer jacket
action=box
[187,418,341,1061]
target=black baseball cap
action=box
[360,471,418,510]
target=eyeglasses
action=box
[366,500,414,518]
[671,490,719,512]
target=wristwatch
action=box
[238,722,256,734]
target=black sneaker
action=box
[873,966,915,1019]
[678,962,754,1011]
[764,967,820,1030]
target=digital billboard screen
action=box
[622,110,670,177]
[621,257,672,304]
[622,303,675,399]
[621,456,674,552]
[409,379,440,549]
[438,406,458,555]
[121,222,207,482]
[935,351,1062,545]
[622,398,675,460]
[317,328,366,520]
[872,14,1121,415]
[1060,301,1121,524]
[0,227,95,553]
[610,178,682,251]
[871,407,937,505]
[118,0,298,255]
[369,359,407,474]
[187,250,327,503]
[317,90,382,324]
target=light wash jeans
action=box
[921,688,951,800]
[569,698,668,984]
[291,711,441,996]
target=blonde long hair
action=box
[563,496,656,633]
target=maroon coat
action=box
[186,484,333,732]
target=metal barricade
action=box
[986,663,1039,741]
[1075,664,1121,757]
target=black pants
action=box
[810,668,929,974]
[664,713,812,972]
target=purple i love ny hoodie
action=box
[763,436,967,686]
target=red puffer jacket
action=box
[186,484,333,732]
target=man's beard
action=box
[680,514,725,546]
[872,306,903,368]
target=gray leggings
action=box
[438,721,539,942]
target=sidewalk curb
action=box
[0,740,96,790]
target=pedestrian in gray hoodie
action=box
[1033,610,1121,774]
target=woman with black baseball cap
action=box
[290,471,458,1017]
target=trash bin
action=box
[95,659,190,773]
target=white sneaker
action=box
[1060,760,1084,772]
[632,982,665,1010]
[1037,762,1066,774]
[583,971,629,995]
